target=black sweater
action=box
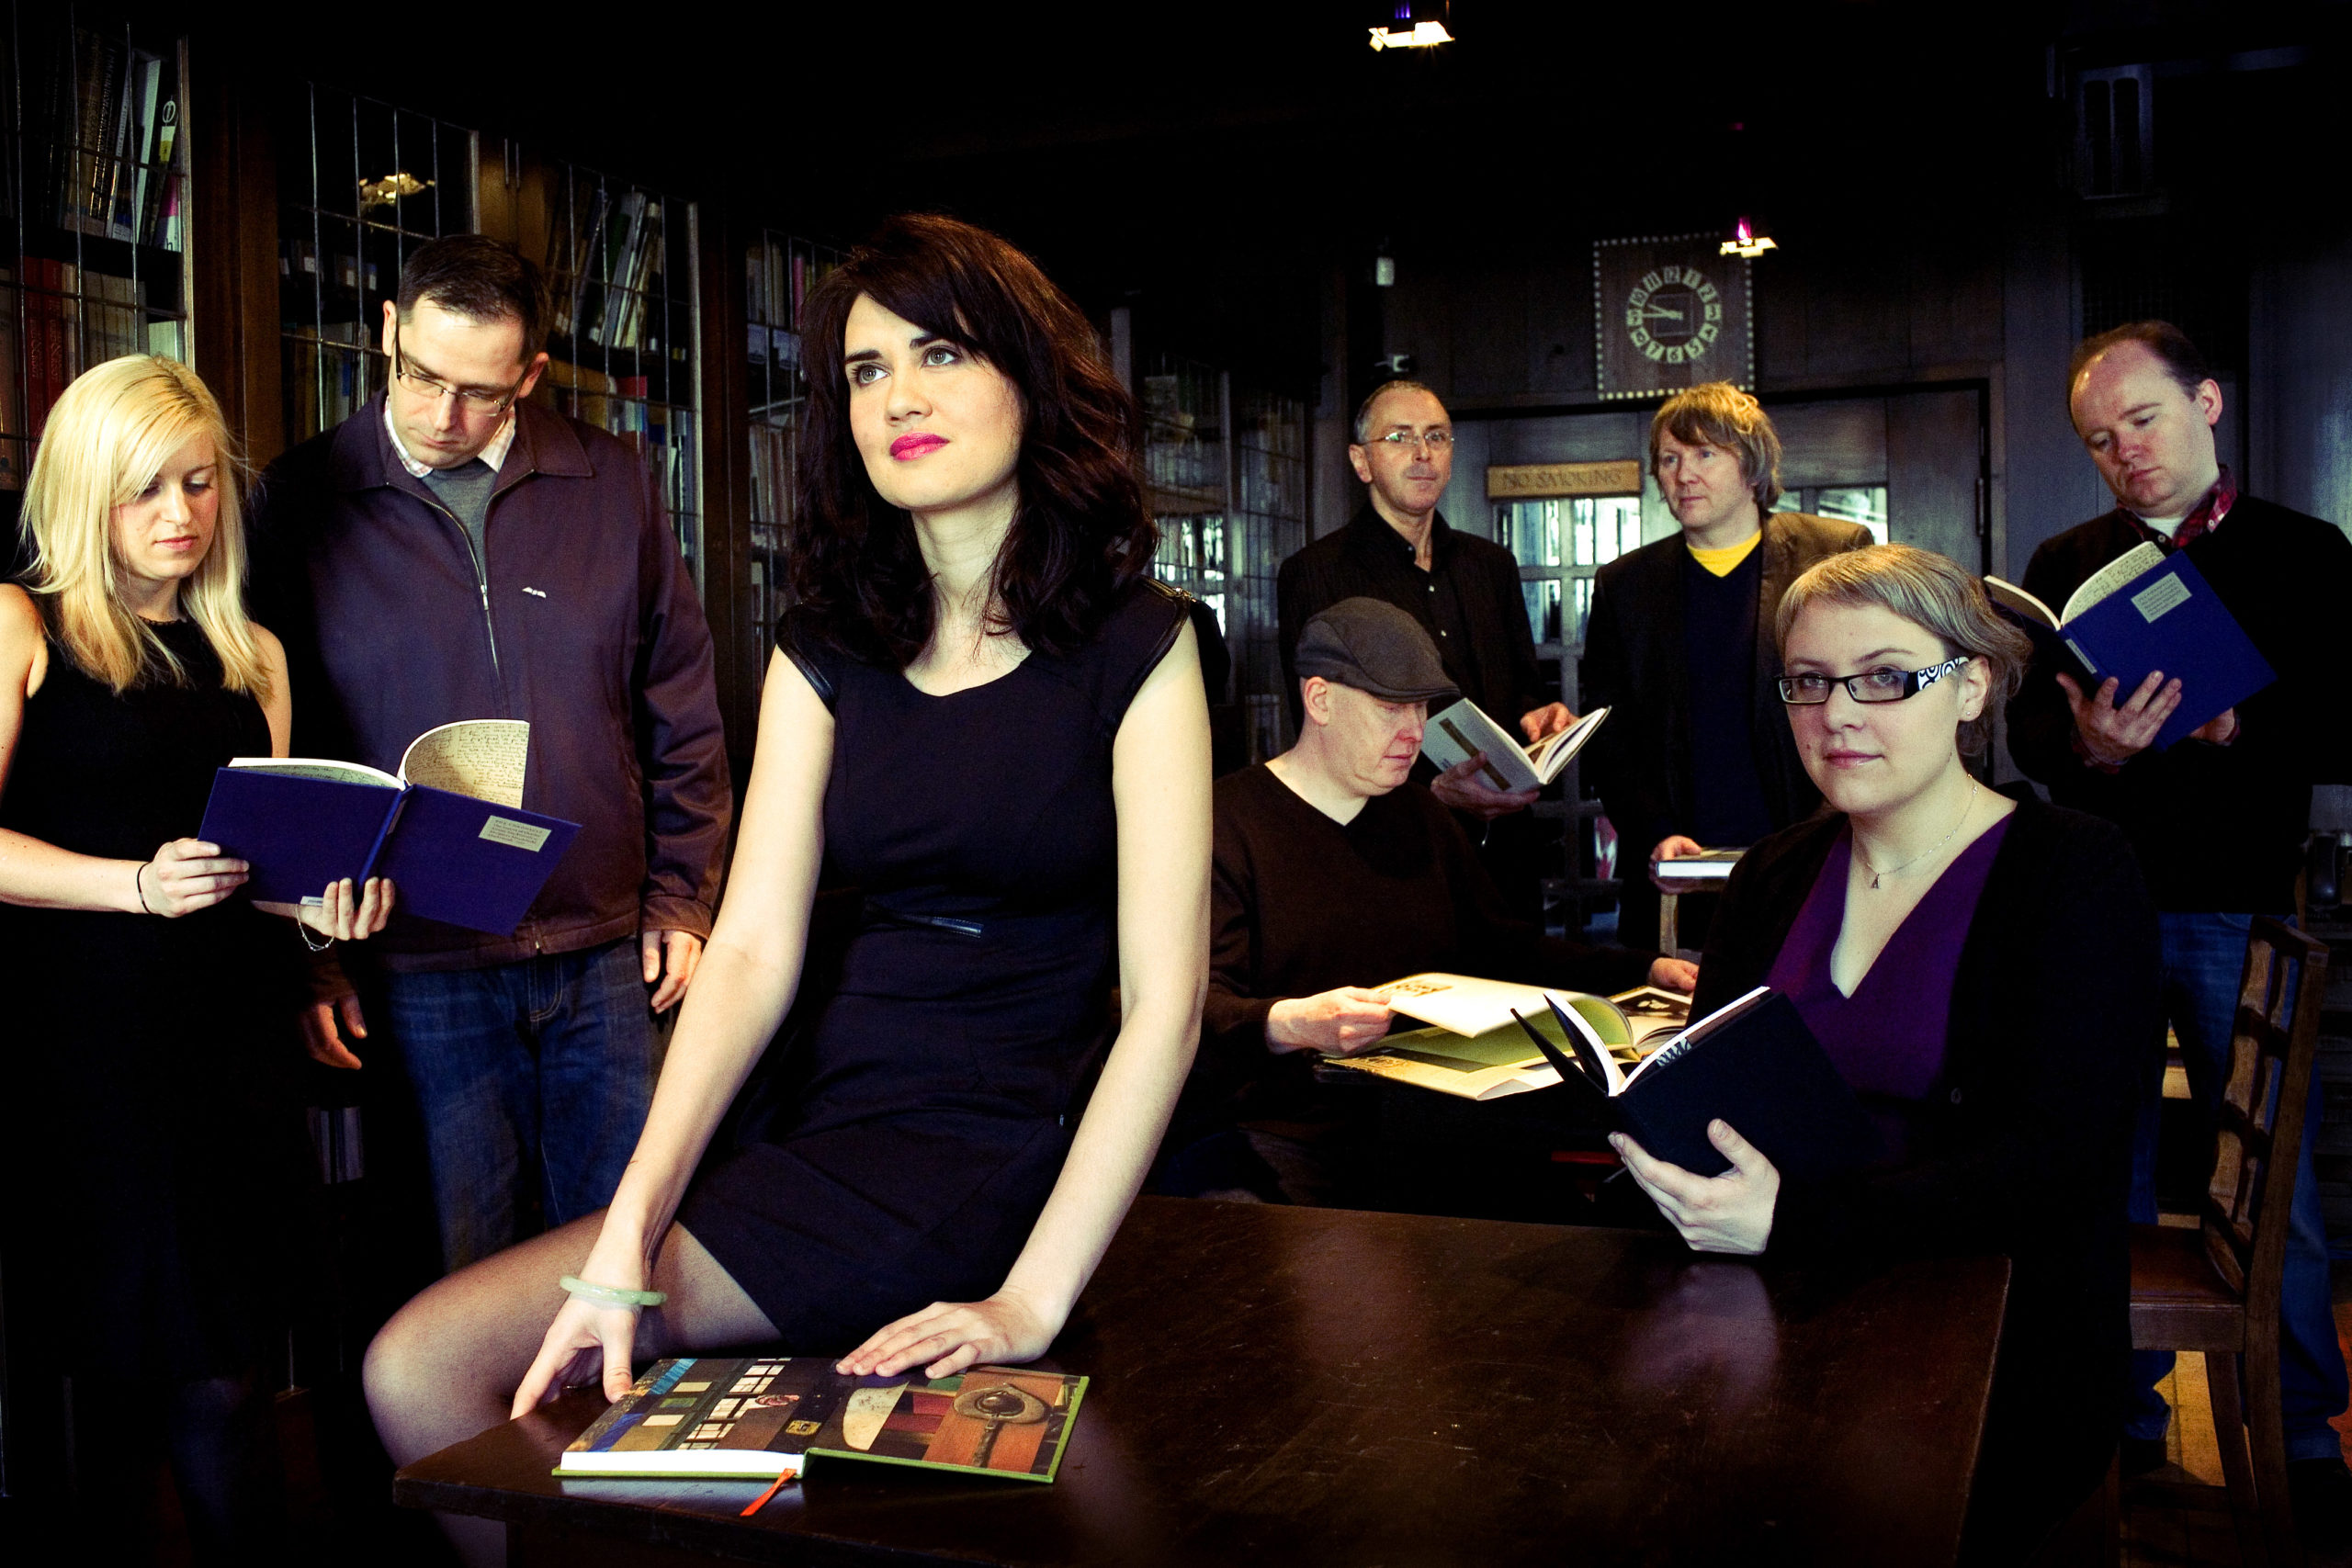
[1194,765,1654,1121]
[2006,495,2352,912]
[1695,795,2159,1544]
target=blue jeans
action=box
[2126,911,2348,1461]
[379,939,658,1272]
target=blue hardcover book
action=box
[1986,542,2275,750]
[194,720,578,936]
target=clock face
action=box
[1624,265,1724,366]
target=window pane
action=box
[1569,577,1594,647]
[1522,579,1563,645]
[1817,486,1890,545]
[1498,501,1561,568]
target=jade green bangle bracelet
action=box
[560,1274,667,1308]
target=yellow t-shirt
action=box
[1687,531,1763,577]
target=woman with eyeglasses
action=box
[1,355,390,1559]
[1608,544,2158,1560]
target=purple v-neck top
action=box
[1764,815,2011,1166]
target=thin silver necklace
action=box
[1857,783,1980,891]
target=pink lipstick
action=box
[889,434,946,460]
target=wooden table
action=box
[396,1198,2007,1567]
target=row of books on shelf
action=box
[746,240,836,331]
[29,27,186,250]
[748,322,803,372]
[748,424,797,525]
[281,237,384,299]
[550,190,668,352]
[0,261,179,463]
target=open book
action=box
[196,720,579,936]
[1985,543,2274,750]
[1513,987,1876,1181]
[1420,700,1610,792]
[559,1357,1085,1483]
[1323,985,1688,1100]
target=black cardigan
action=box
[1694,794,2160,1545]
[2005,494,2352,913]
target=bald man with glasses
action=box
[251,233,729,1278]
[1277,380,1566,915]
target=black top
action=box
[0,615,302,1381]
[1580,513,1873,861]
[2006,494,2352,912]
[1189,763,1654,1124]
[675,578,1191,1353]
[1276,504,1546,732]
[1694,795,2157,1549]
[1681,543,1774,844]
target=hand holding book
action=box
[1611,1120,1781,1256]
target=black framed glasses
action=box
[390,325,530,416]
[1367,429,1453,452]
[1777,656,1971,705]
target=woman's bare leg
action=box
[364,1212,775,1566]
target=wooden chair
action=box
[2129,916,2331,1568]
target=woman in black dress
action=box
[366,214,1211,1562]
[0,355,390,1558]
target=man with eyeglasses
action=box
[1277,379,1565,915]
[1580,382,1871,954]
[2007,321,2352,1531]
[251,234,729,1278]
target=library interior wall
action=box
[1376,218,2352,580]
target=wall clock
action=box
[1593,234,1755,400]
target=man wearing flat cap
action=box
[1160,598,1694,1206]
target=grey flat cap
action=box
[1294,597,1460,704]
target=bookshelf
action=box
[276,85,478,448]
[531,163,704,592]
[1142,354,1306,762]
[741,229,840,675]
[0,7,193,497]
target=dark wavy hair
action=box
[788,213,1155,667]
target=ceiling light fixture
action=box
[1720,216,1777,258]
[1368,2,1451,50]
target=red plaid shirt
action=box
[2123,465,2238,552]
[2073,468,2242,768]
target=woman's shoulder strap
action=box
[774,605,847,712]
[1095,577,1192,727]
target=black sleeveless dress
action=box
[677,580,1189,1350]
[0,616,302,1381]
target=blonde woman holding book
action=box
[0,355,390,1560]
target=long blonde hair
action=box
[17,355,268,696]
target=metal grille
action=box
[536,164,703,591]
[277,85,474,447]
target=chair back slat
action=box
[2199,919,2331,1316]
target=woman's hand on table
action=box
[138,838,248,916]
[1612,1120,1779,1255]
[836,1289,1056,1381]
[511,1228,654,1415]
[1266,987,1394,1055]
[257,876,396,941]
[1648,956,1700,993]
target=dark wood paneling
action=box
[1888,387,1987,571]
[188,45,283,470]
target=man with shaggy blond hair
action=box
[1580,382,1871,949]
